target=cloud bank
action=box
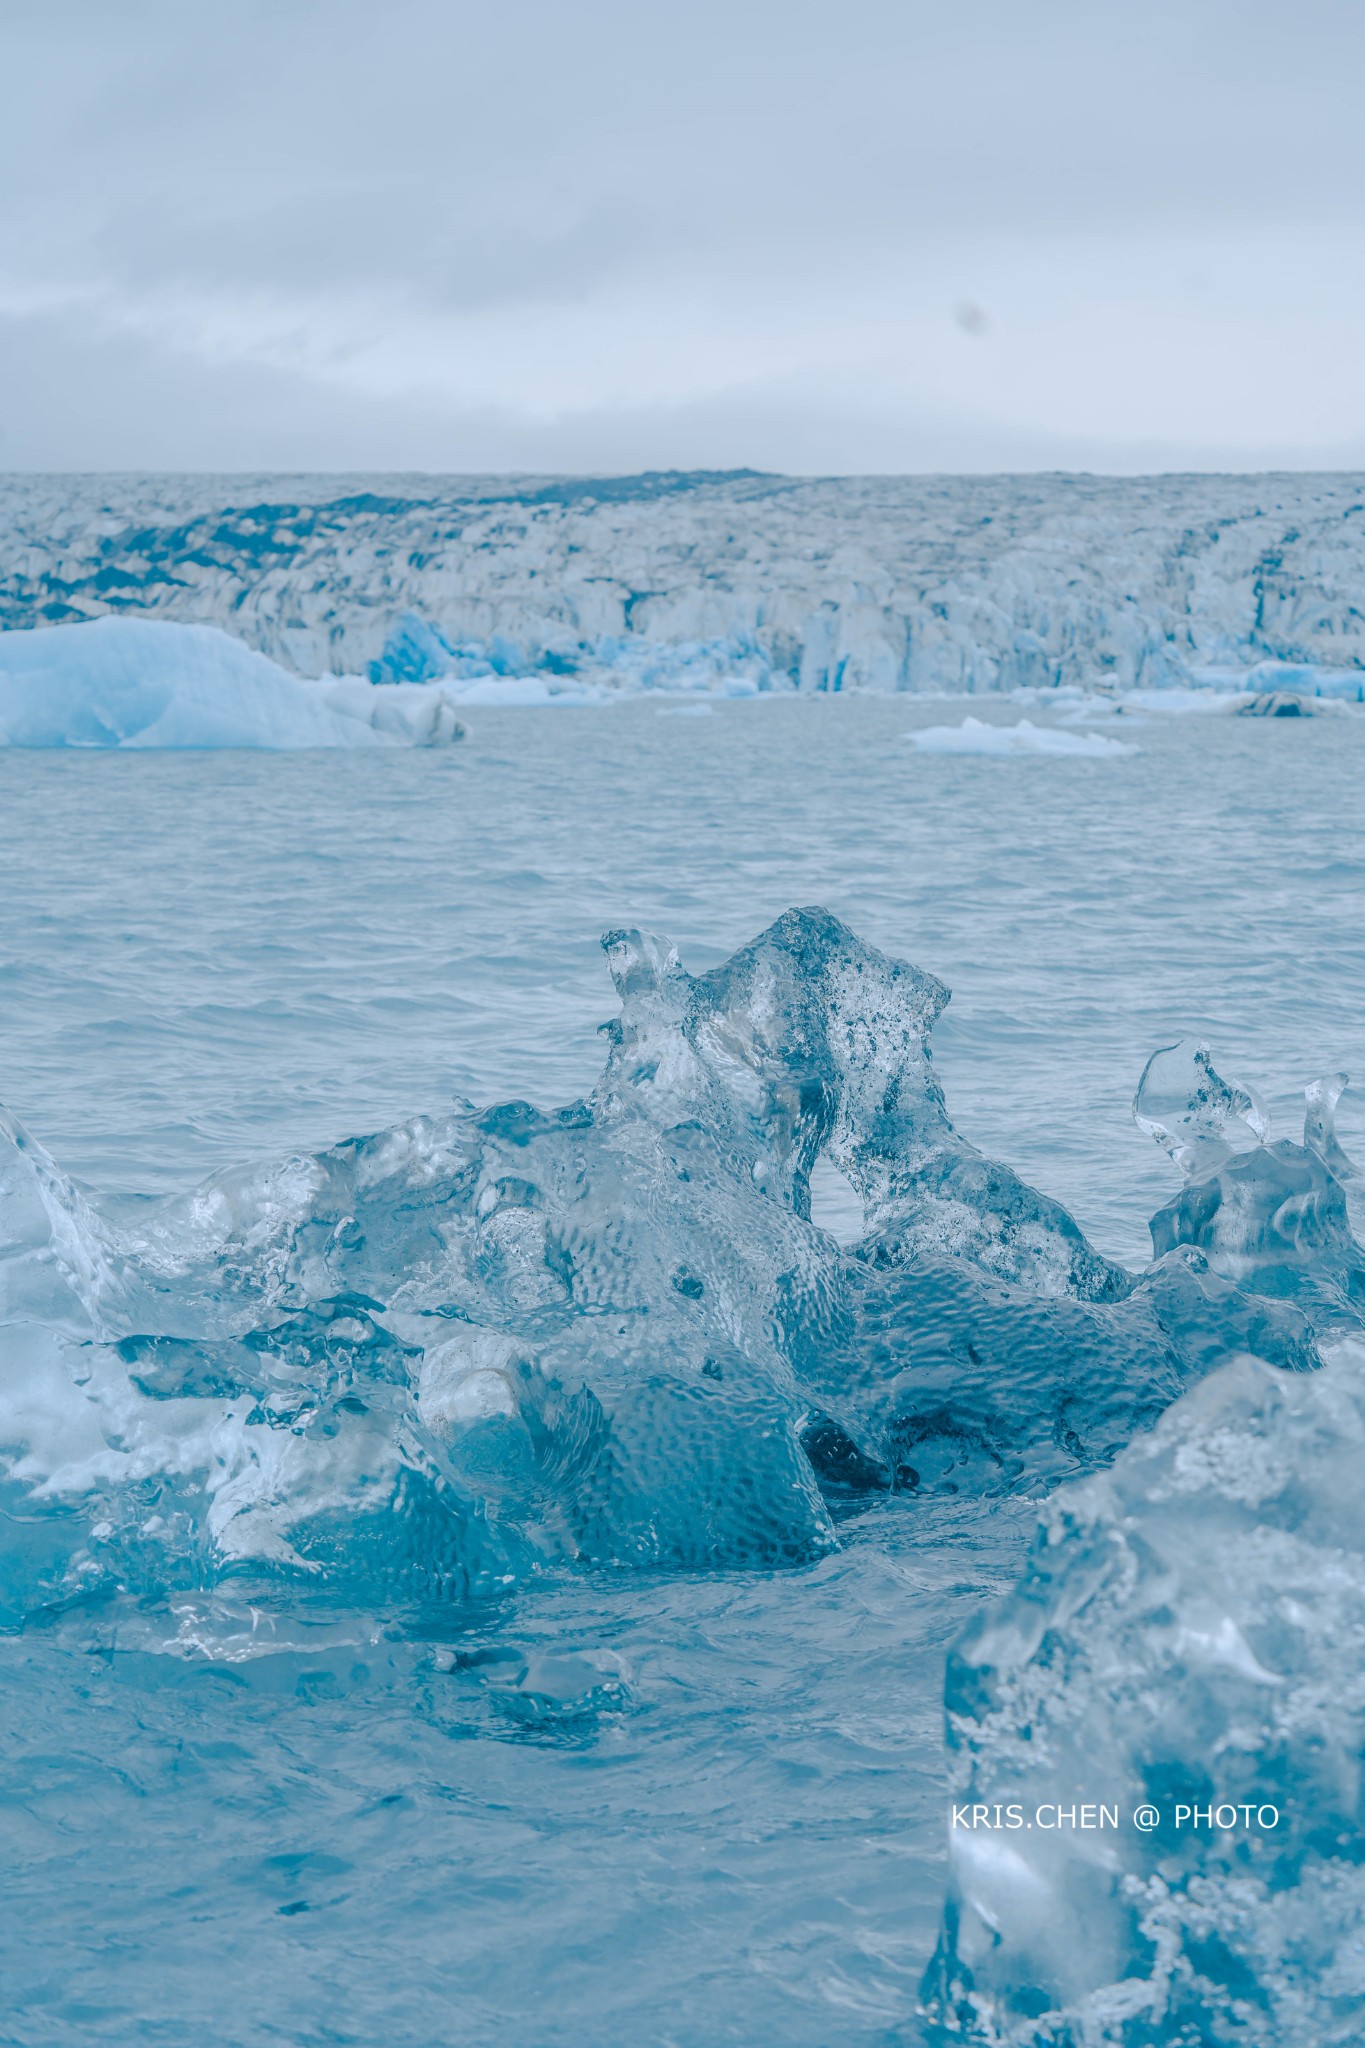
[4,0,1364,472]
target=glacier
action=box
[4,471,1365,701]
[0,617,466,748]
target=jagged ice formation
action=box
[4,470,1365,697]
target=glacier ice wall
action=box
[4,471,1365,696]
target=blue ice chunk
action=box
[0,619,465,749]
[922,1344,1365,2045]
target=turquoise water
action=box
[1,699,1362,2046]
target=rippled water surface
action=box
[1,699,1362,2047]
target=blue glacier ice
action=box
[366,610,774,699]
[7,471,1365,700]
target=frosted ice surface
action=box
[0,619,466,749]
[922,1344,1365,2045]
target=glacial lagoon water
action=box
[2,696,1364,2046]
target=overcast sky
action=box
[4,0,1364,474]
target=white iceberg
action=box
[0,619,466,750]
[905,715,1138,757]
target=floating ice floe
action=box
[0,619,466,749]
[923,1045,1365,2044]
[2,911,1355,1633]
[906,715,1138,758]
[922,1343,1365,2046]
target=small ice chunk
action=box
[905,715,1137,757]
[923,1347,1365,2042]
[1134,1038,1269,1178]
[1305,1071,1356,1179]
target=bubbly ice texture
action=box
[0,618,466,748]
[5,471,1365,699]
[921,1042,1365,2043]
[921,1347,1365,2045]
[1,910,1352,1647]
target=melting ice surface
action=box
[3,702,1364,2048]
[10,910,1353,1619]
[925,1035,1365,2044]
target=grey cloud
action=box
[3,0,1364,468]
[6,300,1364,478]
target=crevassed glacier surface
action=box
[6,469,1365,697]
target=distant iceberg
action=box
[0,619,466,749]
[906,715,1138,758]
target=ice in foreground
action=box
[922,1346,1365,2045]
[2,908,1363,2037]
[0,619,465,749]
[0,909,1353,1620]
[923,1046,1365,2043]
